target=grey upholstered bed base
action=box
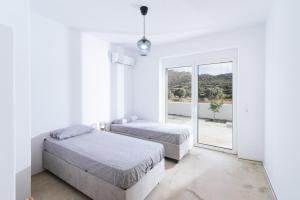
[43,151,165,200]
[111,132,193,161]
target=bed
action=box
[110,120,193,161]
[43,126,165,200]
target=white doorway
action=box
[161,49,237,154]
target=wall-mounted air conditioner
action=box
[111,52,135,67]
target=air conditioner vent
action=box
[111,52,135,67]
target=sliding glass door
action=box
[197,62,233,150]
[162,50,236,153]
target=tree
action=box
[205,87,225,120]
[185,88,191,98]
[174,88,186,99]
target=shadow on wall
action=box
[68,29,82,123]
[31,132,50,175]
[0,24,15,200]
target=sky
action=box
[169,62,233,75]
[199,62,233,75]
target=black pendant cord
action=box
[137,5,151,55]
[143,15,146,39]
[140,6,148,39]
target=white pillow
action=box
[50,125,94,140]
[129,115,139,121]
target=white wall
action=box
[0,24,14,200]
[30,14,83,174]
[110,45,135,120]
[81,33,111,124]
[30,15,134,174]
[264,0,300,199]
[133,25,265,161]
[168,102,232,121]
[31,14,81,137]
[0,0,31,199]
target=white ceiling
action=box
[30,0,272,45]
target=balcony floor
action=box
[167,115,233,149]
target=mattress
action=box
[110,120,191,145]
[44,130,164,190]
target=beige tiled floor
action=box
[32,148,274,200]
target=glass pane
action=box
[197,62,233,149]
[166,66,192,125]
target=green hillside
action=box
[168,70,232,102]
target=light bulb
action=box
[137,38,151,56]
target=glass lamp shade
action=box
[137,37,151,56]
